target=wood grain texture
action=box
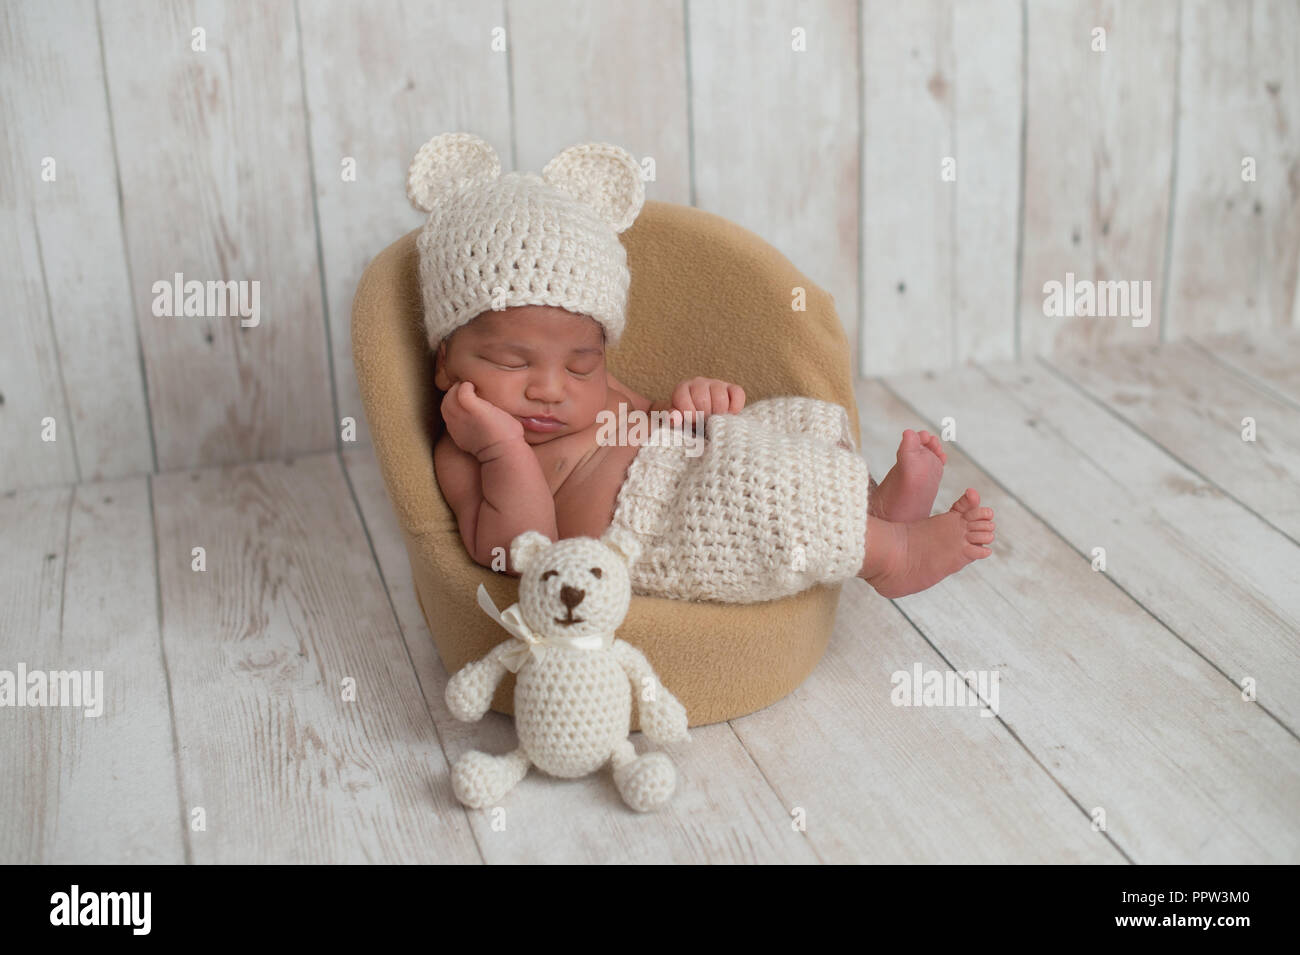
[1192,328,1300,407]
[342,446,816,862]
[951,0,1023,366]
[884,359,1300,736]
[0,478,183,863]
[53,477,185,862]
[0,186,78,492]
[730,578,1121,863]
[99,0,335,472]
[1045,340,1300,540]
[510,0,690,201]
[1019,0,1177,355]
[691,0,860,374]
[152,452,477,863]
[864,374,1300,862]
[0,1,153,492]
[300,0,512,453]
[1165,0,1300,338]
[0,484,73,862]
[0,8,78,493]
[861,0,1022,375]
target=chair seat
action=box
[352,200,863,727]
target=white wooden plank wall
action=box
[1,1,153,491]
[1018,0,1178,357]
[1166,0,1300,338]
[690,0,860,374]
[99,0,336,473]
[2,0,1297,495]
[861,0,1022,375]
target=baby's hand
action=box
[441,381,524,461]
[669,377,745,430]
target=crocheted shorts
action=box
[608,396,871,604]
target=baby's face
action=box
[433,305,609,444]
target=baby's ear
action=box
[509,530,553,575]
[407,132,502,214]
[432,343,451,390]
[542,143,645,233]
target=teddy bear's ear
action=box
[509,530,553,575]
[541,142,645,233]
[600,527,642,568]
[406,132,502,214]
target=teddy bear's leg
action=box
[609,738,677,812]
[451,748,532,809]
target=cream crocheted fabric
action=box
[609,396,871,604]
[445,531,691,812]
[405,131,645,350]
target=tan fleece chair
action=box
[352,199,863,728]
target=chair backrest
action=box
[612,201,859,444]
[351,199,860,542]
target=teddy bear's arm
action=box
[444,640,514,722]
[610,640,690,745]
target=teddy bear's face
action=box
[517,537,632,639]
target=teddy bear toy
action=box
[444,527,692,812]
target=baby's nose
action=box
[560,584,585,609]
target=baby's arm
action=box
[434,432,557,575]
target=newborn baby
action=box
[432,303,995,600]
[406,130,994,604]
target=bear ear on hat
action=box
[406,132,502,214]
[542,142,646,233]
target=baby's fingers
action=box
[454,381,499,420]
[669,380,697,415]
[455,380,481,407]
[727,383,746,413]
[709,381,735,414]
[440,382,466,418]
[687,380,713,417]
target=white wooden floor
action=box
[3,331,1298,864]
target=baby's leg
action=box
[859,488,995,598]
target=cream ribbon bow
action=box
[477,584,615,674]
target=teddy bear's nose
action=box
[560,584,585,609]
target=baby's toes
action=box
[921,431,948,463]
[966,523,995,545]
[950,488,980,513]
[897,429,921,456]
[963,542,993,561]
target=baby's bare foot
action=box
[865,488,995,598]
[869,429,947,523]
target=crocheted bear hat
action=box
[406,132,646,351]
